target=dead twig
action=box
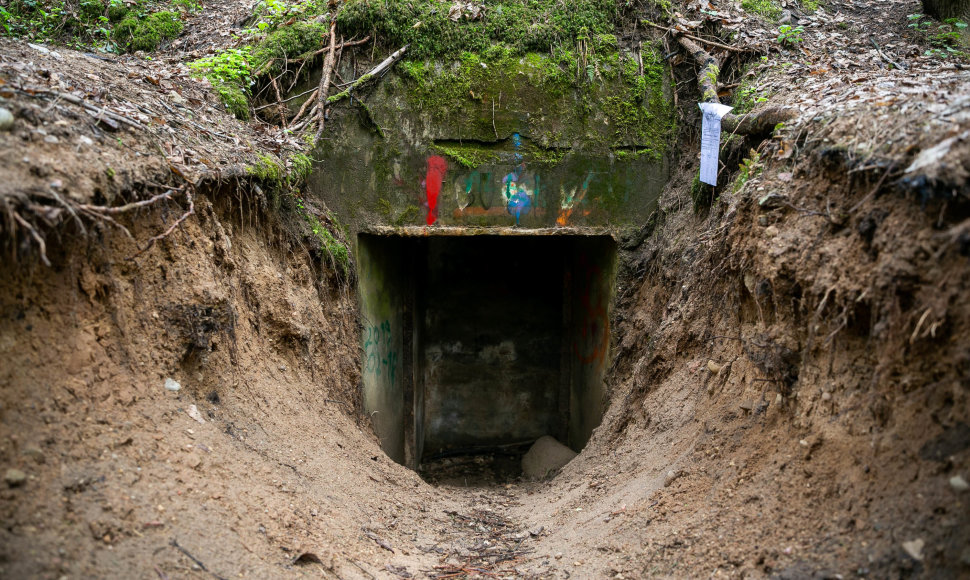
[324,44,409,107]
[870,35,906,70]
[170,539,228,580]
[271,77,288,128]
[363,528,395,553]
[254,85,317,112]
[17,87,146,131]
[642,20,747,53]
[290,90,318,124]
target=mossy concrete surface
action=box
[307,43,674,235]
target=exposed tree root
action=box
[314,18,339,144]
[664,25,796,135]
[132,187,195,258]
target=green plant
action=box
[907,13,931,31]
[930,18,968,55]
[247,153,285,182]
[287,153,314,182]
[189,47,254,118]
[190,47,253,84]
[733,150,762,193]
[801,0,819,11]
[0,6,14,33]
[776,25,804,46]
[733,82,769,114]
[172,0,202,14]
[337,0,620,60]
[909,14,968,59]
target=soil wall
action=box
[0,189,436,578]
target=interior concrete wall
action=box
[565,237,617,450]
[417,237,567,458]
[358,233,616,468]
[357,235,409,464]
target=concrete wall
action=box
[306,46,673,238]
[565,237,617,449]
[418,237,566,458]
[357,235,409,464]
[358,233,616,468]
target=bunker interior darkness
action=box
[358,231,616,480]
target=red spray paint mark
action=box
[425,156,448,225]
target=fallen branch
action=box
[678,35,721,103]
[642,20,746,53]
[271,77,288,127]
[870,35,906,70]
[324,44,409,106]
[676,34,795,134]
[18,87,146,131]
[290,89,318,123]
[722,106,796,134]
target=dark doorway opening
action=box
[358,231,615,483]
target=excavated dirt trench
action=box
[3,1,970,574]
[3,141,968,579]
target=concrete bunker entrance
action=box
[358,230,616,482]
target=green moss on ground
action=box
[337,0,619,60]
[741,0,781,19]
[247,154,286,187]
[114,10,182,52]
[2,0,186,51]
[251,21,328,75]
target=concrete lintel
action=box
[362,226,615,238]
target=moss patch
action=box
[251,21,328,76]
[432,143,505,169]
[337,0,619,60]
[114,10,183,52]
[394,41,674,153]
[741,0,781,19]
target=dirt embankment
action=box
[0,178,445,577]
[509,69,970,580]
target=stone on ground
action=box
[522,436,577,480]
